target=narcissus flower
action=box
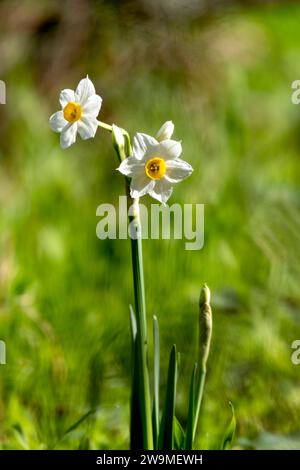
[49,76,102,149]
[117,123,193,204]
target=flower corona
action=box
[63,102,82,123]
[145,157,167,180]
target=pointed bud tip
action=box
[199,284,211,307]
[198,284,212,368]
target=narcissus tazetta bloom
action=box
[49,76,102,149]
[117,123,193,204]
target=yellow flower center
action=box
[63,102,82,123]
[145,157,166,180]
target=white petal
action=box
[117,157,144,177]
[60,123,78,149]
[77,117,98,140]
[59,89,75,108]
[156,121,174,141]
[82,94,102,117]
[49,111,67,132]
[165,159,193,183]
[133,133,159,160]
[130,174,155,198]
[148,179,173,204]
[75,76,96,105]
[159,139,182,160]
[133,135,146,160]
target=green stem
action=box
[152,315,160,449]
[97,120,113,132]
[192,285,212,446]
[111,127,153,449]
[127,191,153,449]
[192,365,206,444]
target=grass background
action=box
[1,0,300,449]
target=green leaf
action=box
[185,363,197,450]
[152,315,160,449]
[221,402,236,450]
[130,337,144,449]
[174,416,185,450]
[12,424,30,450]
[129,305,137,343]
[64,409,94,435]
[129,306,144,450]
[158,344,178,450]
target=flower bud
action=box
[156,121,174,141]
[112,124,125,157]
[198,284,212,370]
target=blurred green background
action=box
[1,0,300,450]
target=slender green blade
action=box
[130,337,144,449]
[158,344,178,450]
[221,402,236,450]
[185,363,197,450]
[174,416,185,450]
[12,424,30,450]
[129,306,143,449]
[152,315,160,449]
[129,304,137,343]
[64,409,94,435]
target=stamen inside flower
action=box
[145,157,166,180]
[63,102,82,123]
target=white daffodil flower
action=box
[117,130,193,204]
[49,76,102,149]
